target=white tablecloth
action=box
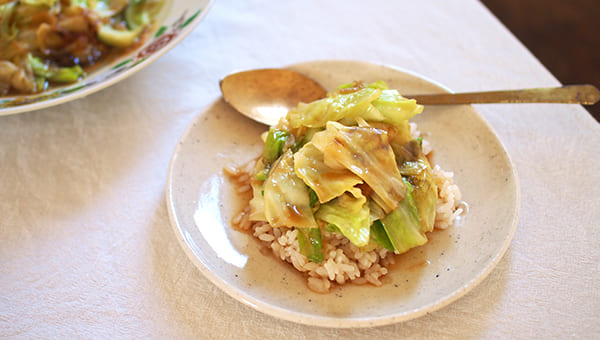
[2,0,599,338]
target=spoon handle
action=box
[408,84,600,105]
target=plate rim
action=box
[165,59,521,328]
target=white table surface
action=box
[1,0,599,338]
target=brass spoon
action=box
[220,68,600,126]
[220,69,327,126]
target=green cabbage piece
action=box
[285,81,423,129]
[70,0,89,8]
[297,227,323,263]
[315,187,370,247]
[379,121,438,232]
[291,127,320,152]
[367,198,386,224]
[371,89,423,125]
[263,150,318,229]
[365,80,389,90]
[47,65,84,82]
[293,142,362,203]
[22,0,58,6]
[29,54,85,83]
[97,24,144,48]
[399,157,437,233]
[379,179,428,254]
[75,0,128,16]
[325,223,341,233]
[126,0,163,30]
[264,128,289,164]
[370,220,394,252]
[311,121,405,213]
[307,187,318,207]
[286,87,381,128]
[29,54,48,75]
[0,2,17,42]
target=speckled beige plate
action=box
[166,60,520,328]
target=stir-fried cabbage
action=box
[0,0,163,95]
[249,81,438,262]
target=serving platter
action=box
[166,59,520,327]
[0,0,215,116]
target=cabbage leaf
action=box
[22,0,58,6]
[370,220,394,252]
[263,150,318,229]
[29,54,85,83]
[315,187,370,247]
[0,2,17,42]
[285,81,423,129]
[399,157,437,232]
[264,128,289,164]
[311,121,405,213]
[379,179,428,254]
[294,142,362,203]
[126,0,163,30]
[286,87,381,128]
[371,89,423,125]
[97,24,144,48]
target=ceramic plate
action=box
[0,0,215,116]
[166,60,520,327]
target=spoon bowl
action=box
[220,68,599,126]
[220,69,327,126]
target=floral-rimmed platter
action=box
[166,59,520,327]
[0,0,215,116]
